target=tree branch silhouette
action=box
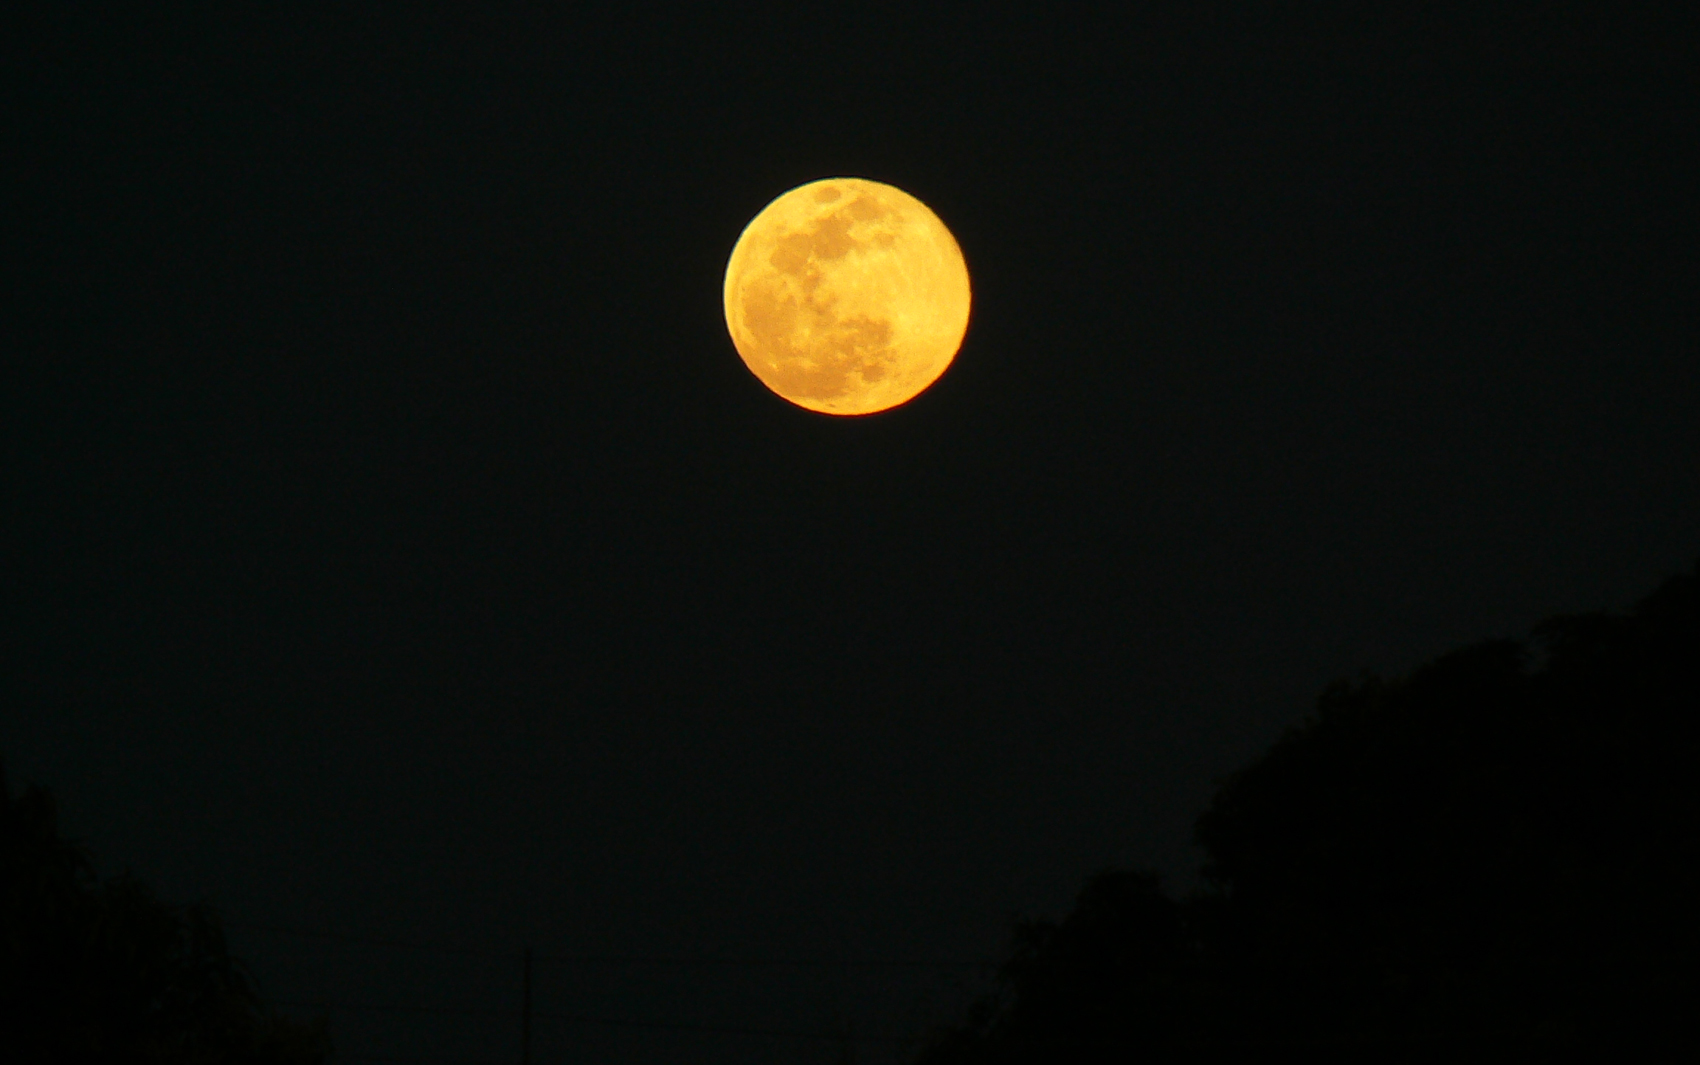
[918,560,1699,1062]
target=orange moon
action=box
[723,177,971,415]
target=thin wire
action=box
[274,997,923,1045]
[229,922,502,959]
[530,1008,924,1045]
[340,1047,510,1054]
[533,952,995,970]
[273,998,509,1019]
[231,920,997,969]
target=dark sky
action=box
[6,5,1697,1063]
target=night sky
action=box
[7,6,1697,1063]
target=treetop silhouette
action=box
[921,560,1698,1061]
[1,761,331,1064]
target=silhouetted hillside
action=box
[1,763,330,1064]
[919,561,1699,1062]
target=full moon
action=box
[723,177,971,416]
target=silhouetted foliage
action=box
[922,870,1202,1065]
[920,561,1699,1062]
[1,762,330,1064]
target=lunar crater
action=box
[725,177,970,415]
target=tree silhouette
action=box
[922,870,1198,1064]
[919,560,1698,1062]
[1,761,331,1064]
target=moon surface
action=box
[723,177,971,415]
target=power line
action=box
[232,920,997,970]
[230,922,503,959]
[520,947,532,1065]
[340,1047,506,1054]
[529,1008,924,1046]
[274,997,924,1045]
[250,922,978,1061]
[273,998,509,1019]
[534,952,995,970]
